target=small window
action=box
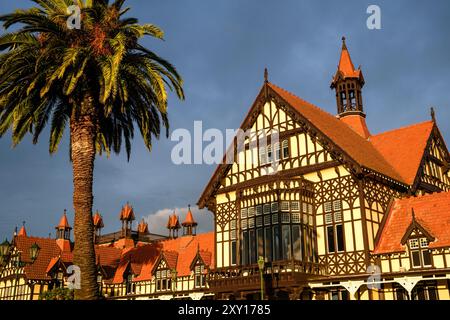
[241,208,248,219]
[409,239,419,249]
[259,147,267,165]
[248,217,255,228]
[271,202,279,213]
[282,140,289,159]
[281,212,290,223]
[241,219,248,230]
[334,212,343,223]
[274,142,281,161]
[281,201,289,211]
[256,205,263,216]
[290,201,299,211]
[263,204,271,214]
[267,145,273,163]
[248,207,255,217]
[325,213,333,224]
[230,229,237,240]
[272,213,279,224]
[264,215,271,226]
[324,202,332,213]
[291,212,301,223]
[256,216,263,227]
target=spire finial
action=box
[64,209,67,215]
[431,107,436,123]
[342,36,347,49]
[22,221,26,227]
[264,68,268,83]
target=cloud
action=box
[141,206,214,236]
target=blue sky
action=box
[0,0,449,239]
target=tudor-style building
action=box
[0,206,215,300]
[198,37,450,300]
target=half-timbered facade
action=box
[198,37,450,300]
[0,206,215,300]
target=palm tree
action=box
[0,0,184,299]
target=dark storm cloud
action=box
[1,0,449,238]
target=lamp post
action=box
[257,256,265,300]
[0,239,40,300]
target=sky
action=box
[0,0,449,239]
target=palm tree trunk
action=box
[70,94,98,300]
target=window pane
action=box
[292,225,302,261]
[242,231,249,265]
[282,225,292,260]
[412,251,421,267]
[422,250,432,266]
[428,287,438,300]
[231,241,237,265]
[273,226,281,261]
[257,228,264,258]
[409,239,419,249]
[336,224,345,252]
[249,229,256,264]
[327,226,335,253]
[264,227,272,262]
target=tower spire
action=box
[331,37,369,139]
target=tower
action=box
[166,211,181,239]
[93,210,104,243]
[331,37,370,139]
[137,219,149,235]
[56,209,72,252]
[182,205,198,236]
[119,203,135,238]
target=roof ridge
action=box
[370,120,433,138]
[268,82,406,184]
[268,82,335,116]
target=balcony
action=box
[208,260,326,296]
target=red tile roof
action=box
[370,121,434,185]
[374,191,450,254]
[14,236,61,280]
[339,115,370,139]
[268,83,405,182]
[116,232,215,283]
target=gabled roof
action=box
[269,83,405,181]
[370,121,434,185]
[374,191,450,254]
[127,232,214,282]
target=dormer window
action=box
[155,269,172,292]
[194,264,206,288]
[409,237,432,268]
[125,273,135,294]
